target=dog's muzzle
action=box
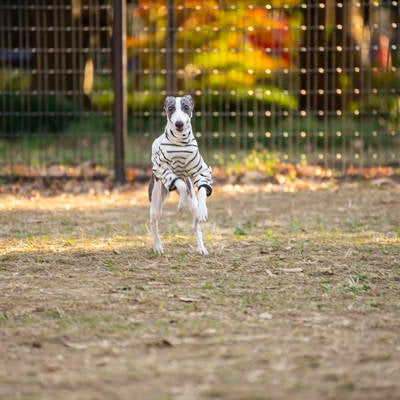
[175,120,184,132]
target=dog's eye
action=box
[167,106,175,113]
[182,104,190,112]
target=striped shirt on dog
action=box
[151,129,213,196]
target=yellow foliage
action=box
[194,42,286,73]
[270,0,301,6]
[207,70,255,88]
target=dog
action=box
[149,95,213,255]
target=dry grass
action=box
[0,182,399,400]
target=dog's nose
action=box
[175,120,184,130]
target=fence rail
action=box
[0,1,399,180]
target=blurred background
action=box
[0,0,399,179]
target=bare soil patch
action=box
[0,182,399,399]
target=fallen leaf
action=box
[116,285,131,291]
[281,268,303,273]
[345,166,392,179]
[126,168,136,182]
[46,164,66,177]
[149,338,175,348]
[371,178,397,187]
[317,268,334,275]
[179,296,198,303]
[259,312,273,320]
[294,179,312,191]
[254,207,270,212]
[43,363,61,372]
[60,340,88,350]
[95,357,111,367]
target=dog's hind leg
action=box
[149,174,167,254]
[185,178,208,255]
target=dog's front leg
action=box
[197,186,208,222]
[193,218,208,255]
[186,184,208,255]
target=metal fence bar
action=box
[166,0,177,95]
[113,0,127,183]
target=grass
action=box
[1,118,398,178]
[0,183,399,399]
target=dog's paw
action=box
[197,204,208,222]
[153,243,164,254]
[196,245,209,256]
[178,196,188,212]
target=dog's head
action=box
[164,95,194,139]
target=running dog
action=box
[149,95,213,255]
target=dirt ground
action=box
[0,181,399,400]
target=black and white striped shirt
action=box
[151,129,213,196]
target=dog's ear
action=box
[183,95,194,110]
[164,96,175,111]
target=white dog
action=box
[149,95,213,255]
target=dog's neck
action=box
[165,121,193,145]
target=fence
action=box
[0,1,399,181]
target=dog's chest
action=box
[166,144,197,176]
[152,129,201,179]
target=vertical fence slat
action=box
[113,0,127,183]
[166,0,176,95]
